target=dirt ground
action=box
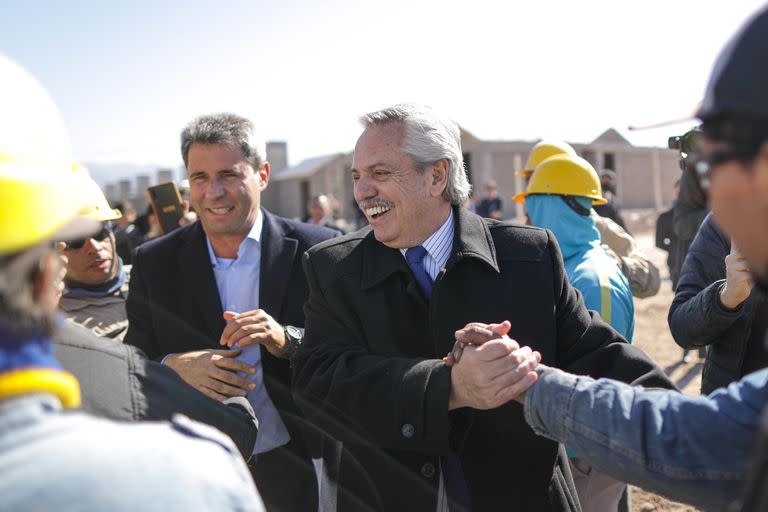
[623,210,703,512]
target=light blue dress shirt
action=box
[399,210,454,281]
[206,212,290,455]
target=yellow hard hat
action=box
[513,154,607,205]
[517,140,577,177]
[0,55,97,255]
[72,164,122,222]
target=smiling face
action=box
[187,143,268,244]
[352,122,451,249]
[64,231,118,286]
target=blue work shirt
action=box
[206,212,290,455]
[527,195,634,340]
[524,365,768,510]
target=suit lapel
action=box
[259,209,298,318]
[178,222,225,340]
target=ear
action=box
[428,159,449,198]
[259,161,271,191]
[34,252,64,311]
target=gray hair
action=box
[180,113,266,171]
[360,104,471,206]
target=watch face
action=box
[286,325,302,340]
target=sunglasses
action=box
[691,145,760,196]
[63,222,113,251]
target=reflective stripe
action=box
[599,271,612,324]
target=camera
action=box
[668,127,703,156]
[669,127,703,170]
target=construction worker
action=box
[58,169,130,340]
[519,140,661,298]
[514,153,634,512]
[0,54,264,511]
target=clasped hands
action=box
[163,309,288,401]
[446,320,540,410]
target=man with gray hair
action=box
[292,103,673,511]
[126,113,340,511]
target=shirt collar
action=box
[400,209,454,269]
[206,210,264,267]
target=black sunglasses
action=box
[692,145,760,195]
[63,222,113,251]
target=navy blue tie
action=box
[405,246,433,299]
[404,246,471,511]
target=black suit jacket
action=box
[125,209,339,506]
[54,321,258,459]
[293,206,676,512]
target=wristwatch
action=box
[282,325,304,359]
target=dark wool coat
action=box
[293,206,676,512]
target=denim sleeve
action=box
[524,365,768,510]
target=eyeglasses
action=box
[691,146,757,195]
[63,222,113,251]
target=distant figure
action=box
[307,193,347,233]
[475,179,503,219]
[60,175,130,341]
[593,169,628,232]
[112,200,144,264]
[656,180,680,285]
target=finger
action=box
[205,373,252,396]
[491,355,539,390]
[223,324,269,347]
[475,339,521,361]
[231,331,277,348]
[212,354,255,374]
[211,348,243,358]
[211,367,256,391]
[493,371,539,405]
[449,340,467,364]
[455,324,496,345]
[489,320,512,336]
[443,354,456,367]
[484,346,534,379]
[220,313,241,344]
[197,385,229,402]
[220,313,270,345]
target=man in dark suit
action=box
[125,113,339,512]
[291,104,676,511]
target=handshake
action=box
[445,320,541,411]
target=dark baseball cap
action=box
[697,6,768,122]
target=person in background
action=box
[475,179,503,219]
[669,212,768,392]
[519,140,661,298]
[668,127,711,363]
[655,180,679,283]
[0,53,264,512]
[593,169,628,232]
[59,172,130,340]
[513,153,634,512]
[112,200,144,264]
[306,193,347,233]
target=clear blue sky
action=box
[2,1,762,175]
